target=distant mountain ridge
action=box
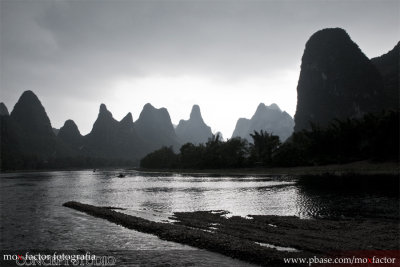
[81,102,180,160]
[9,90,57,156]
[1,28,397,170]
[232,103,294,142]
[58,119,83,150]
[0,93,213,169]
[175,105,213,144]
[0,91,181,169]
[135,103,180,152]
[0,91,59,169]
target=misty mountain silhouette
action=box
[0,91,182,169]
[58,119,83,150]
[134,103,180,152]
[9,90,57,156]
[83,104,147,160]
[0,102,9,116]
[84,103,120,156]
[232,103,294,142]
[0,102,20,168]
[294,28,385,131]
[175,105,213,144]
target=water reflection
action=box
[1,170,398,252]
[296,175,399,219]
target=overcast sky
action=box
[1,0,399,138]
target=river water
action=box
[0,170,398,266]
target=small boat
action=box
[117,173,126,178]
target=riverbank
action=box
[136,160,399,176]
[2,160,398,176]
[63,201,399,266]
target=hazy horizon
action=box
[1,0,399,137]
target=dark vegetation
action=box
[64,201,399,266]
[141,110,399,169]
[277,110,399,166]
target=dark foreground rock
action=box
[63,201,305,266]
[172,211,399,254]
[64,201,399,266]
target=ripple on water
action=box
[0,171,398,261]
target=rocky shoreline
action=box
[63,201,399,266]
[136,160,399,177]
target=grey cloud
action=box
[1,0,398,132]
[3,1,398,80]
